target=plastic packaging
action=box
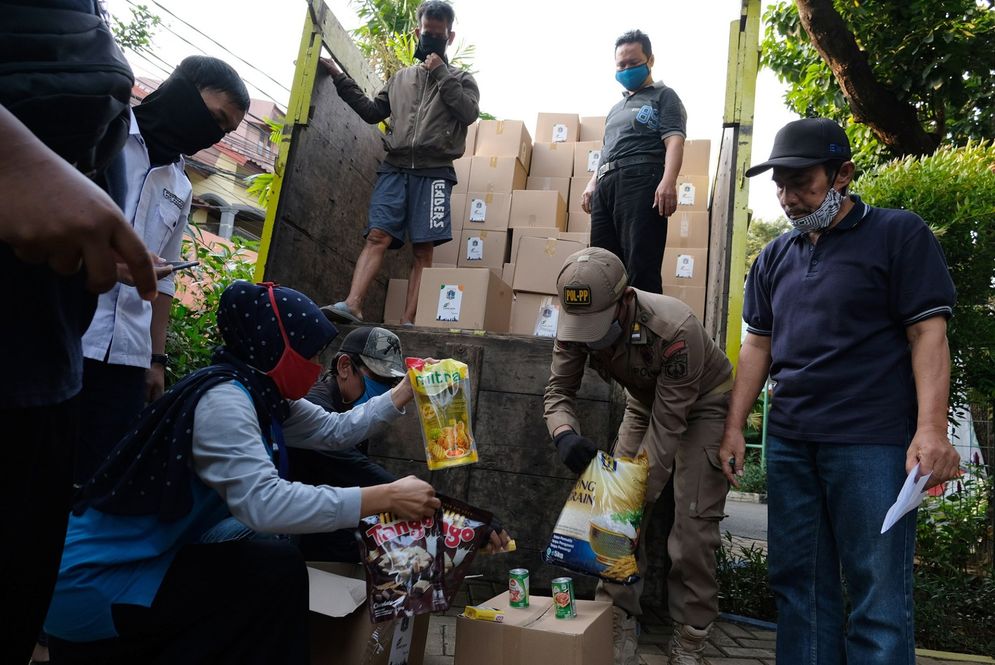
[543,451,649,584]
[406,357,479,470]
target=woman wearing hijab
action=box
[44,281,439,664]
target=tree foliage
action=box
[856,141,995,404]
[110,3,161,51]
[762,0,995,169]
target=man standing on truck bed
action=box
[544,248,733,665]
[319,0,479,326]
[581,29,686,294]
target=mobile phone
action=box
[167,260,200,271]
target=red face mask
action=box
[263,285,322,400]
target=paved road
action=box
[722,499,768,542]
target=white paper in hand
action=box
[881,463,931,534]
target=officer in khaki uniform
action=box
[543,248,732,665]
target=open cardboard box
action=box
[454,591,612,665]
[307,562,429,665]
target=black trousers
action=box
[49,540,310,665]
[0,398,78,665]
[288,446,395,562]
[590,162,668,294]
[75,358,147,484]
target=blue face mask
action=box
[354,375,392,406]
[615,63,650,92]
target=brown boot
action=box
[669,622,710,665]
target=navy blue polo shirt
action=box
[743,196,956,444]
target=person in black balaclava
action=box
[45,281,440,663]
[316,0,479,327]
[75,56,250,495]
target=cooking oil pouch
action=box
[406,358,479,470]
[542,451,649,584]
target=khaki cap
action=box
[555,248,629,343]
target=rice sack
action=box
[406,357,479,470]
[543,451,649,584]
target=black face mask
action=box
[414,33,448,62]
[133,74,226,166]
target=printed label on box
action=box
[678,182,696,206]
[388,616,414,665]
[675,254,695,279]
[469,198,487,222]
[436,284,463,322]
[551,123,568,143]
[466,236,484,261]
[586,150,601,173]
[534,301,560,337]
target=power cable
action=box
[125,0,290,105]
[141,0,291,94]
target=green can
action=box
[551,577,576,619]
[509,568,530,608]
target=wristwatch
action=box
[151,353,169,367]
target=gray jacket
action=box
[333,62,479,169]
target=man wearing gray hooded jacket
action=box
[319,0,479,327]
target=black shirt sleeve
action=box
[889,217,956,325]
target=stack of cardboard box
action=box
[411,115,613,335]
[413,120,532,330]
[661,139,711,320]
[506,113,605,337]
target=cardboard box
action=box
[662,247,708,288]
[569,176,591,212]
[579,115,606,142]
[666,211,708,249]
[308,563,429,665]
[529,143,574,178]
[502,262,515,285]
[572,141,603,178]
[463,191,512,232]
[433,193,466,264]
[679,138,711,176]
[465,122,478,156]
[457,229,509,275]
[383,278,408,325]
[509,226,560,264]
[468,156,528,194]
[453,156,472,194]
[510,292,560,337]
[432,263,457,269]
[527,176,571,207]
[509,190,566,231]
[559,231,590,245]
[414,267,512,332]
[535,112,580,144]
[675,174,710,212]
[512,237,586,294]
[663,283,706,320]
[567,212,591,234]
[454,591,612,665]
[474,120,532,170]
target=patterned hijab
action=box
[75,281,338,521]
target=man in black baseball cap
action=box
[289,327,404,561]
[744,117,851,176]
[720,118,960,662]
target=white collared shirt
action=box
[82,110,193,368]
